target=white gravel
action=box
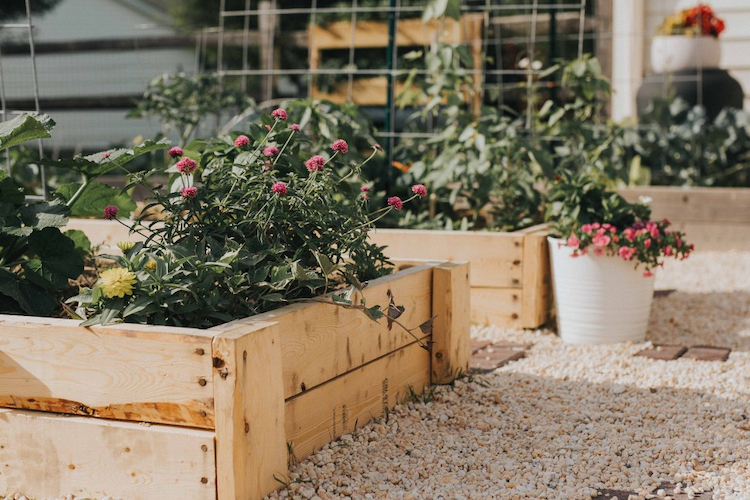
[4,251,750,500]
[266,251,750,500]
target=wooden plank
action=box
[470,287,523,328]
[369,228,524,288]
[284,341,430,461]
[212,264,434,400]
[310,16,480,51]
[521,229,552,329]
[0,408,216,500]
[668,221,750,251]
[431,262,471,384]
[65,218,151,250]
[0,316,215,428]
[620,187,750,224]
[213,322,288,500]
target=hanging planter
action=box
[548,236,655,344]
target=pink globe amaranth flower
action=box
[618,246,635,260]
[272,181,287,195]
[361,194,370,201]
[373,143,381,150]
[101,151,111,159]
[580,224,593,233]
[271,108,288,121]
[592,233,611,247]
[331,139,349,154]
[291,123,300,132]
[181,187,198,199]
[103,205,119,220]
[643,271,654,278]
[176,157,197,174]
[387,196,403,211]
[360,185,370,192]
[567,234,580,249]
[168,146,184,158]
[411,184,427,198]
[263,146,280,157]
[234,135,250,148]
[305,155,326,172]
[644,238,652,249]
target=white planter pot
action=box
[651,35,721,73]
[548,237,655,345]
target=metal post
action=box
[384,0,397,171]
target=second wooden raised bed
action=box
[0,228,469,499]
[368,224,552,329]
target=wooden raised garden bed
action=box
[0,229,470,499]
[620,186,750,251]
[368,224,552,329]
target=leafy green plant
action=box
[129,73,256,146]
[546,168,692,273]
[70,109,428,331]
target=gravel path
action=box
[268,251,750,500]
[3,251,749,500]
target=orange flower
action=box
[392,161,411,173]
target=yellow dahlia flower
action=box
[144,259,157,271]
[117,241,135,252]
[99,267,137,298]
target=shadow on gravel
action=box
[648,291,750,351]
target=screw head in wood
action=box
[198,378,207,386]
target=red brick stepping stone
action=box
[635,344,687,360]
[470,343,527,372]
[682,346,731,362]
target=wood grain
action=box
[431,262,471,384]
[470,287,524,327]
[0,316,215,428]
[213,322,288,500]
[369,228,524,288]
[213,264,434,400]
[521,228,552,328]
[621,186,750,223]
[0,408,216,500]
[285,341,431,461]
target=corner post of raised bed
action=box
[520,226,552,329]
[430,261,471,384]
[212,321,288,500]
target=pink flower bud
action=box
[411,184,427,197]
[103,205,119,220]
[180,187,198,199]
[331,139,348,154]
[305,155,326,172]
[271,108,288,121]
[272,181,287,195]
[168,147,184,158]
[387,196,403,211]
[234,135,250,148]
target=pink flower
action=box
[644,238,652,249]
[387,196,403,211]
[373,143,381,150]
[181,187,198,199]
[592,233,611,247]
[176,157,197,174]
[675,235,682,247]
[362,194,370,201]
[102,152,111,159]
[306,155,326,172]
[567,234,580,249]
[265,125,272,131]
[592,223,601,229]
[623,227,636,241]
[271,108,287,121]
[663,218,671,226]
[689,244,695,251]
[103,205,119,220]
[331,139,348,154]
[618,246,635,260]
[168,147,184,158]
[663,246,674,257]
[263,146,279,157]
[633,222,645,230]
[272,181,287,195]
[411,184,427,197]
[593,247,605,256]
[360,185,370,192]
[580,224,593,233]
[291,123,300,132]
[643,271,653,278]
[234,135,250,148]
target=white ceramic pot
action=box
[650,35,721,73]
[548,237,655,345]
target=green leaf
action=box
[0,267,56,316]
[0,114,54,152]
[0,174,24,207]
[64,229,92,259]
[2,200,70,236]
[55,181,137,218]
[23,227,84,290]
[43,138,170,177]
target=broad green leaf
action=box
[64,229,92,259]
[55,181,137,218]
[0,114,54,152]
[42,138,170,177]
[23,227,84,290]
[0,267,56,316]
